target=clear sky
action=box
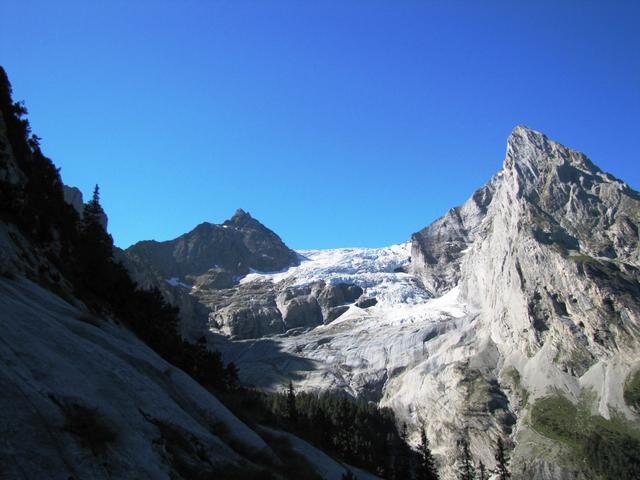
[1,1,638,249]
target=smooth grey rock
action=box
[316,282,363,317]
[215,302,284,338]
[197,281,284,339]
[276,285,323,330]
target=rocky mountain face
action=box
[119,209,304,338]
[124,126,640,479]
[124,208,299,289]
[405,126,640,478]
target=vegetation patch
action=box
[624,369,640,412]
[568,253,599,265]
[219,386,416,478]
[531,395,640,479]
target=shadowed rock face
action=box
[410,178,496,295]
[124,209,299,288]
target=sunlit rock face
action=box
[406,126,639,478]
[124,127,640,479]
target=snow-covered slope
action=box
[242,243,432,306]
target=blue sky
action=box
[1,1,638,249]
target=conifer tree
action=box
[457,437,476,480]
[493,437,511,480]
[478,461,487,480]
[76,184,115,296]
[393,422,411,480]
[286,380,298,424]
[418,427,439,480]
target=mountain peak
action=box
[504,125,553,170]
[503,125,604,188]
[227,208,253,225]
[232,208,250,219]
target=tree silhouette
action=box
[342,470,357,480]
[457,436,476,480]
[418,426,439,480]
[286,380,298,424]
[392,422,411,480]
[478,461,487,480]
[493,437,511,480]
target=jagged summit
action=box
[224,208,258,229]
[412,126,640,294]
[123,209,299,294]
[231,207,250,219]
[504,125,604,190]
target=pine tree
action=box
[84,185,106,223]
[75,184,115,298]
[457,437,476,480]
[224,362,239,389]
[478,461,487,480]
[493,437,511,480]
[418,427,439,480]
[393,422,411,480]
[286,380,298,424]
[80,184,111,259]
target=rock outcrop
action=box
[195,279,364,339]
